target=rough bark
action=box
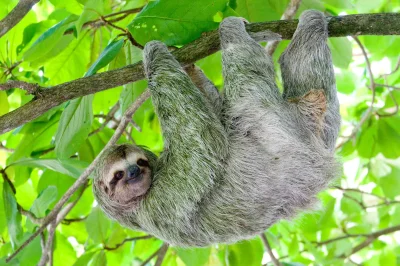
[1,13,400,134]
[0,0,40,38]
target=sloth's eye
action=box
[113,171,124,180]
[137,159,149,167]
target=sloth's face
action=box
[95,144,152,205]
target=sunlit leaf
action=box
[55,95,94,158]
[128,0,227,45]
[9,158,88,178]
[2,181,23,249]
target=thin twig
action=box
[0,143,14,152]
[260,233,281,266]
[265,0,302,55]
[375,83,400,90]
[139,243,169,266]
[155,243,169,266]
[381,57,400,77]
[6,90,151,263]
[336,36,376,150]
[341,224,400,258]
[64,7,143,35]
[89,102,120,136]
[37,184,88,265]
[0,80,41,94]
[62,216,88,225]
[104,235,153,251]
[37,220,56,266]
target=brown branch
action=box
[154,243,169,266]
[5,91,150,263]
[260,233,281,266]
[265,0,302,55]
[89,102,120,136]
[104,235,153,251]
[1,13,400,134]
[0,0,40,38]
[139,243,169,266]
[0,80,41,94]
[64,7,143,35]
[37,220,56,266]
[341,224,400,258]
[38,183,87,266]
[381,57,400,77]
[62,216,87,224]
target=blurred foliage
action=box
[0,0,400,265]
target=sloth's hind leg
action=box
[279,10,340,149]
[219,17,281,108]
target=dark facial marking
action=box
[110,171,124,186]
[137,158,149,167]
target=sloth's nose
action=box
[127,165,141,179]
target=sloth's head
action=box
[93,144,155,214]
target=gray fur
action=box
[93,10,341,247]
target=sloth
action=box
[93,10,341,247]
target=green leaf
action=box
[3,181,23,249]
[86,39,124,76]
[89,251,107,266]
[379,250,396,265]
[128,0,227,46]
[175,247,211,266]
[8,111,60,163]
[75,0,105,33]
[55,95,94,158]
[23,15,78,62]
[29,186,58,217]
[227,238,263,266]
[355,0,385,13]
[370,157,392,178]
[356,122,379,158]
[85,207,111,244]
[0,91,9,116]
[340,196,363,215]
[328,37,352,69]
[0,184,6,235]
[379,168,400,199]
[235,0,287,22]
[53,232,77,266]
[377,119,400,159]
[9,158,88,179]
[73,252,96,266]
[336,70,356,94]
[37,171,75,206]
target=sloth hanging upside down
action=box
[93,10,341,247]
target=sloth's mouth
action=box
[126,173,143,184]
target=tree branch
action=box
[340,224,400,258]
[260,233,281,266]
[0,0,40,38]
[1,13,400,134]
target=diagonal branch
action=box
[1,13,400,134]
[0,0,40,38]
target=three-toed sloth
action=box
[93,10,341,247]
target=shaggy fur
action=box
[93,10,341,247]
